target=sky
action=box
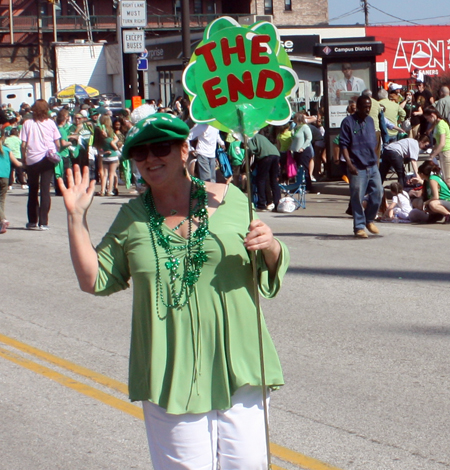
[328,0,450,26]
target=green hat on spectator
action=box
[122,113,190,160]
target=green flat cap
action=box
[122,113,190,160]
[90,107,105,116]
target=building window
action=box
[285,0,292,11]
[264,0,273,15]
[194,0,202,14]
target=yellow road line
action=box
[0,334,345,470]
[0,333,128,395]
[0,346,143,420]
[270,443,344,470]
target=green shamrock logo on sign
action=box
[182,16,298,136]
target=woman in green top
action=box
[423,106,450,186]
[58,113,289,470]
[93,115,120,196]
[418,160,450,223]
[54,110,73,194]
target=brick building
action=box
[0,0,328,104]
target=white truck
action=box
[0,84,34,111]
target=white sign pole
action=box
[116,8,126,109]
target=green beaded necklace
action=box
[143,176,210,317]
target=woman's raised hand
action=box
[58,164,96,216]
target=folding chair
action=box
[278,165,306,209]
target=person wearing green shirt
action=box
[418,160,450,223]
[57,113,289,470]
[0,143,22,233]
[227,137,245,189]
[54,110,74,194]
[4,128,27,189]
[423,106,450,187]
[248,131,281,211]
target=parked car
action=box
[92,93,123,116]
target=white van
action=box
[0,84,34,111]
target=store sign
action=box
[120,1,147,28]
[314,42,384,58]
[123,30,145,53]
[280,35,319,55]
[367,25,450,80]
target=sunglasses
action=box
[129,140,180,161]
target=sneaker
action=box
[26,223,39,230]
[21,184,29,189]
[354,229,368,238]
[106,192,115,196]
[310,176,317,182]
[255,206,268,212]
[366,222,380,234]
[39,225,50,231]
[8,186,13,191]
[267,203,275,211]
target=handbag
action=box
[401,118,412,133]
[285,150,297,179]
[36,121,61,165]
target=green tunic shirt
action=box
[94,184,288,414]
[434,119,450,152]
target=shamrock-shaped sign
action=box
[182,16,298,136]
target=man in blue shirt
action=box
[340,95,383,238]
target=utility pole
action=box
[361,0,369,26]
[37,1,46,99]
[181,0,191,69]
[9,0,14,44]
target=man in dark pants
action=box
[247,132,281,212]
[380,136,429,186]
[340,95,383,238]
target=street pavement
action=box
[1,183,450,470]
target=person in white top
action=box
[379,136,430,186]
[20,99,61,230]
[188,124,225,182]
[385,182,413,220]
[332,63,366,105]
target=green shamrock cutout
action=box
[182,16,298,136]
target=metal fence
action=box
[0,14,251,33]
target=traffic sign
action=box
[120,1,147,28]
[123,30,145,53]
[137,58,148,70]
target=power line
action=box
[367,2,420,25]
[329,7,364,22]
[370,14,450,25]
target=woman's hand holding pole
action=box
[244,219,281,278]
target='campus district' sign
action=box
[183,17,298,136]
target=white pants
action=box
[142,385,269,470]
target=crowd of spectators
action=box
[1,76,450,235]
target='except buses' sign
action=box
[123,30,145,53]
